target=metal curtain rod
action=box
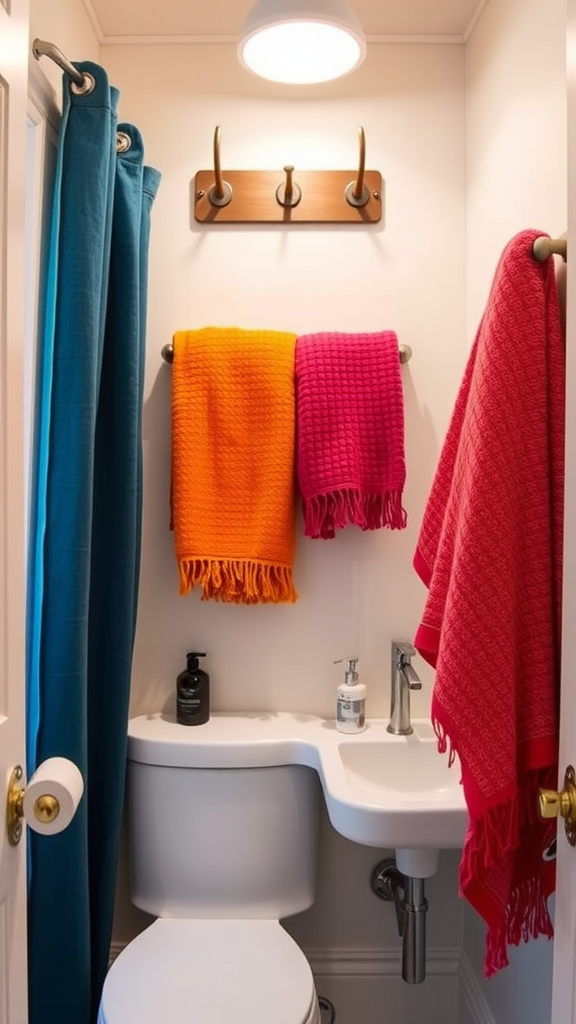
[161,342,413,364]
[32,38,95,95]
[33,38,84,86]
[532,235,567,262]
[31,39,133,153]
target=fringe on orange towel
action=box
[170,327,298,605]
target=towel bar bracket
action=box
[532,236,567,262]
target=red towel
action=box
[295,331,407,539]
[413,229,564,975]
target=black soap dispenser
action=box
[176,652,210,726]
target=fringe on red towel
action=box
[433,713,556,974]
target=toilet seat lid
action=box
[98,918,319,1024]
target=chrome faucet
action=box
[387,641,422,736]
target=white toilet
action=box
[98,714,322,1024]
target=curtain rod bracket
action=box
[32,38,95,94]
[31,40,130,153]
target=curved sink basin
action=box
[128,713,467,866]
[328,722,466,857]
[338,734,459,802]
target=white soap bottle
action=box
[335,658,366,733]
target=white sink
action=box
[129,713,467,870]
[326,722,467,863]
[338,733,460,803]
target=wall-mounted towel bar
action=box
[532,235,567,262]
[193,126,383,225]
[161,342,412,364]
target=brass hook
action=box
[275,165,302,208]
[345,126,370,208]
[208,126,233,208]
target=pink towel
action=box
[413,229,565,975]
[295,331,407,539]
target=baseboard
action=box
[109,941,125,965]
[110,938,460,977]
[307,945,460,977]
[458,953,497,1024]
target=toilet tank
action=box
[126,714,320,920]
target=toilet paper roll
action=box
[23,757,84,836]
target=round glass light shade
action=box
[238,0,367,84]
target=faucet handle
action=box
[392,641,422,690]
[392,640,416,663]
[400,662,422,690]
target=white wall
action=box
[466,0,567,334]
[101,37,468,1024]
[462,0,566,1022]
[103,39,468,724]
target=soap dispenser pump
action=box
[176,652,210,726]
[334,657,366,733]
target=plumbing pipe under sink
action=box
[401,875,428,984]
[371,858,429,985]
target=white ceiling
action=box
[88,0,486,42]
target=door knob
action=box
[538,765,576,847]
[5,758,84,846]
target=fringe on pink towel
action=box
[295,331,407,539]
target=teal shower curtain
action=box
[26,62,160,1024]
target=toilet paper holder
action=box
[6,758,84,846]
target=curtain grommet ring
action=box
[116,132,132,154]
[69,72,96,96]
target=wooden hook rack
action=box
[193,126,383,225]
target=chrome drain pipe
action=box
[370,859,429,984]
[401,875,428,984]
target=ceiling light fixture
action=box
[237,0,367,85]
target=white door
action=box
[550,5,576,1020]
[0,0,31,1017]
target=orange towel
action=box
[170,326,298,604]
